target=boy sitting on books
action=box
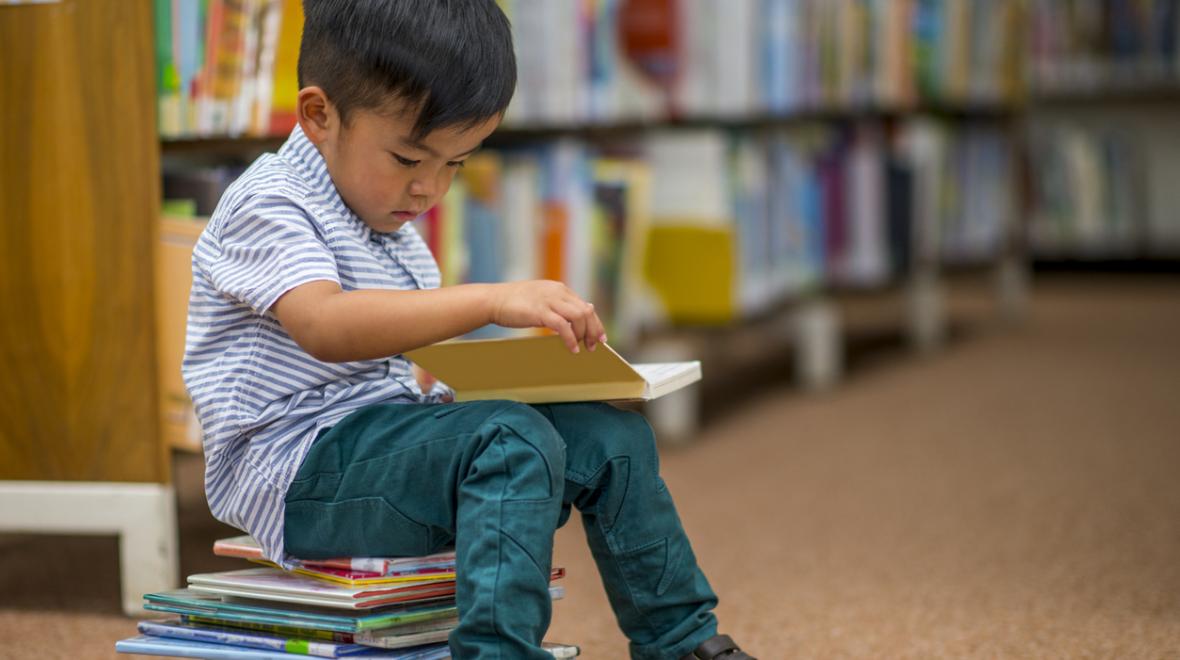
[183,1,756,658]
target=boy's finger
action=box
[556,299,590,348]
[587,311,607,351]
[582,303,600,350]
[543,312,579,353]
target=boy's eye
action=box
[447,160,466,169]
[392,153,420,167]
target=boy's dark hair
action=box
[298,0,516,139]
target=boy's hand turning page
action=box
[406,335,701,404]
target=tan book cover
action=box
[406,335,701,404]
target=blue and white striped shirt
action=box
[183,125,446,568]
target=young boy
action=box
[184,1,755,658]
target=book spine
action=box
[154,0,181,137]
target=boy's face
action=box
[300,91,499,234]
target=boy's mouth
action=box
[392,211,420,221]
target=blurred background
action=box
[2,0,1179,657]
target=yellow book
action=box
[407,335,701,404]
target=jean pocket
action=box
[285,496,433,559]
[285,472,341,502]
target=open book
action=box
[406,335,701,404]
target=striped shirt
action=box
[183,125,447,568]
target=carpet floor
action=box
[2,274,1178,659]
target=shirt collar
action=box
[278,124,415,244]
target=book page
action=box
[632,362,700,387]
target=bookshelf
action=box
[1025,0,1180,263]
[0,0,178,615]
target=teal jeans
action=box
[284,401,718,659]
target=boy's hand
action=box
[490,280,607,353]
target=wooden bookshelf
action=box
[158,103,1019,156]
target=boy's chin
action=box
[362,215,412,235]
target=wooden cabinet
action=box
[0,0,167,483]
[0,0,177,615]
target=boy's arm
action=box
[272,279,606,363]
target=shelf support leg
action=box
[794,298,842,391]
[907,270,946,353]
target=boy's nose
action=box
[409,178,435,199]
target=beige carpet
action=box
[3,275,1179,659]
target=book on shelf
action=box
[406,335,701,404]
[493,0,1025,127]
[1027,124,1152,257]
[153,0,1031,138]
[1029,0,1180,94]
[154,0,301,139]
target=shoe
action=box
[679,634,757,660]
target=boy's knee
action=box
[588,404,658,458]
[549,402,661,479]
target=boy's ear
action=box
[296,86,337,145]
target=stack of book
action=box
[115,535,579,659]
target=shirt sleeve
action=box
[205,195,341,315]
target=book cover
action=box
[406,335,702,404]
[351,624,452,651]
[213,535,457,580]
[137,619,374,658]
[143,588,460,633]
[286,565,456,588]
[115,634,450,660]
[186,568,457,610]
[182,615,359,643]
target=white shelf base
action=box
[794,299,843,391]
[907,272,947,353]
[0,480,179,615]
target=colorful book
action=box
[213,536,457,579]
[283,565,457,588]
[186,567,565,610]
[143,589,461,633]
[137,619,373,658]
[186,568,457,610]
[115,634,449,660]
[182,615,359,643]
[178,614,458,645]
[350,626,450,651]
[143,587,565,634]
[117,633,581,659]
